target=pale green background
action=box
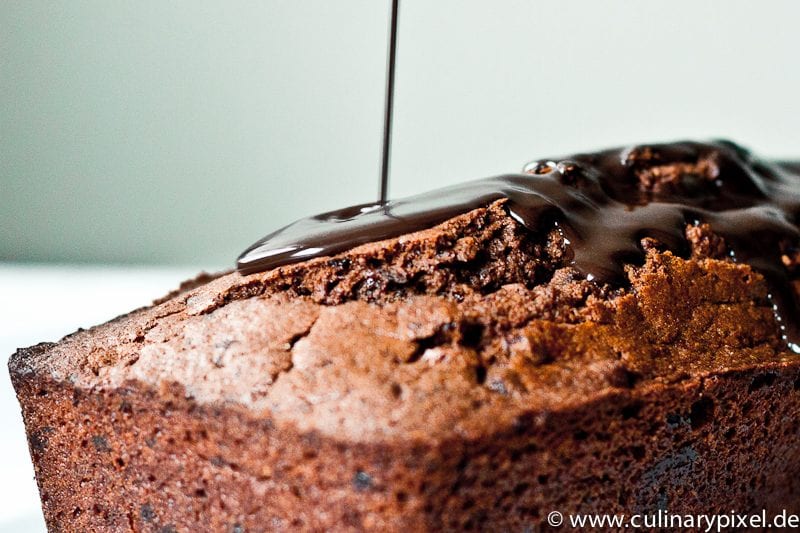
[3,0,800,269]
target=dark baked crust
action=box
[10,201,800,531]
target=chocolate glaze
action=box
[238,141,800,349]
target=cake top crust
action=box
[10,141,800,444]
[238,140,800,345]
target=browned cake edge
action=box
[10,356,800,531]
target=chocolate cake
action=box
[10,141,800,531]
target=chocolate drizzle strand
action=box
[237,141,800,349]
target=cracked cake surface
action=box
[9,141,800,531]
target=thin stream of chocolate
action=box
[238,141,800,349]
[379,0,399,204]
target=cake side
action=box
[11,347,800,530]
